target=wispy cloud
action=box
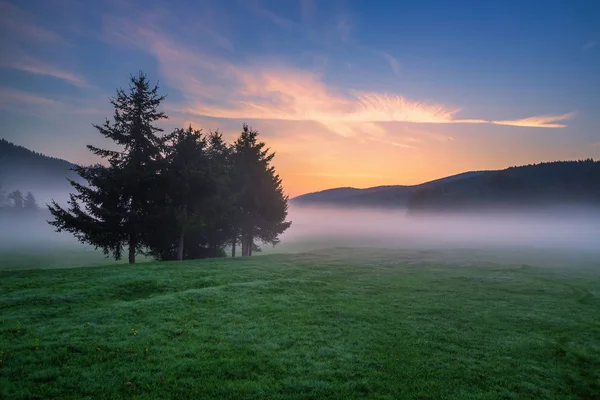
[204,27,234,51]
[256,7,297,28]
[335,15,351,40]
[378,52,401,76]
[0,87,107,117]
[491,112,576,128]
[0,1,63,43]
[0,88,63,109]
[0,57,90,88]
[583,40,597,51]
[103,15,575,141]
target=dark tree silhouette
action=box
[48,72,168,263]
[24,192,38,211]
[145,128,236,261]
[8,190,24,209]
[231,124,291,256]
[164,126,214,261]
[407,159,600,213]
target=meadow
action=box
[1,245,599,399]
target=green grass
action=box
[1,247,599,399]
[0,243,151,270]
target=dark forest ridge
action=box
[3,138,599,211]
[292,160,600,210]
[292,171,486,206]
[0,138,82,204]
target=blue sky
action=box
[1,0,599,195]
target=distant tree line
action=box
[407,159,600,213]
[0,186,39,214]
[48,72,291,264]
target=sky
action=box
[0,0,599,197]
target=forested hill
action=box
[292,160,600,211]
[407,160,600,213]
[0,139,82,204]
[291,171,486,208]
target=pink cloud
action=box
[0,57,89,88]
[103,15,576,143]
[491,112,576,128]
[0,88,63,108]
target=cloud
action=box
[0,88,63,108]
[491,112,576,128]
[0,57,90,88]
[583,41,597,51]
[0,87,107,118]
[103,15,575,141]
[0,1,63,43]
[378,52,401,76]
[255,7,297,28]
[335,16,351,40]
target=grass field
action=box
[1,246,599,399]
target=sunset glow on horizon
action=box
[1,0,599,197]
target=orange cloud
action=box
[103,15,575,144]
[491,112,576,128]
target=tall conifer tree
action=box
[231,124,291,256]
[48,72,168,263]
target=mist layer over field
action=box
[2,204,599,269]
[272,205,600,264]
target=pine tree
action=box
[165,126,213,261]
[8,190,24,209]
[231,124,291,256]
[23,192,38,211]
[145,128,234,261]
[48,72,168,263]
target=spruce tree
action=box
[23,192,38,211]
[8,190,24,209]
[48,72,168,263]
[231,124,291,256]
[145,128,234,261]
[164,126,213,261]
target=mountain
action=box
[292,171,487,207]
[292,160,600,211]
[407,160,600,213]
[0,139,82,205]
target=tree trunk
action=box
[231,235,237,257]
[177,229,185,261]
[248,236,253,256]
[241,236,247,257]
[128,236,136,264]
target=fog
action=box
[271,205,600,265]
[0,211,76,251]
[1,203,599,267]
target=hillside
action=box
[292,161,600,211]
[0,139,82,204]
[291,171,486,207]
[407,159,600,213]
